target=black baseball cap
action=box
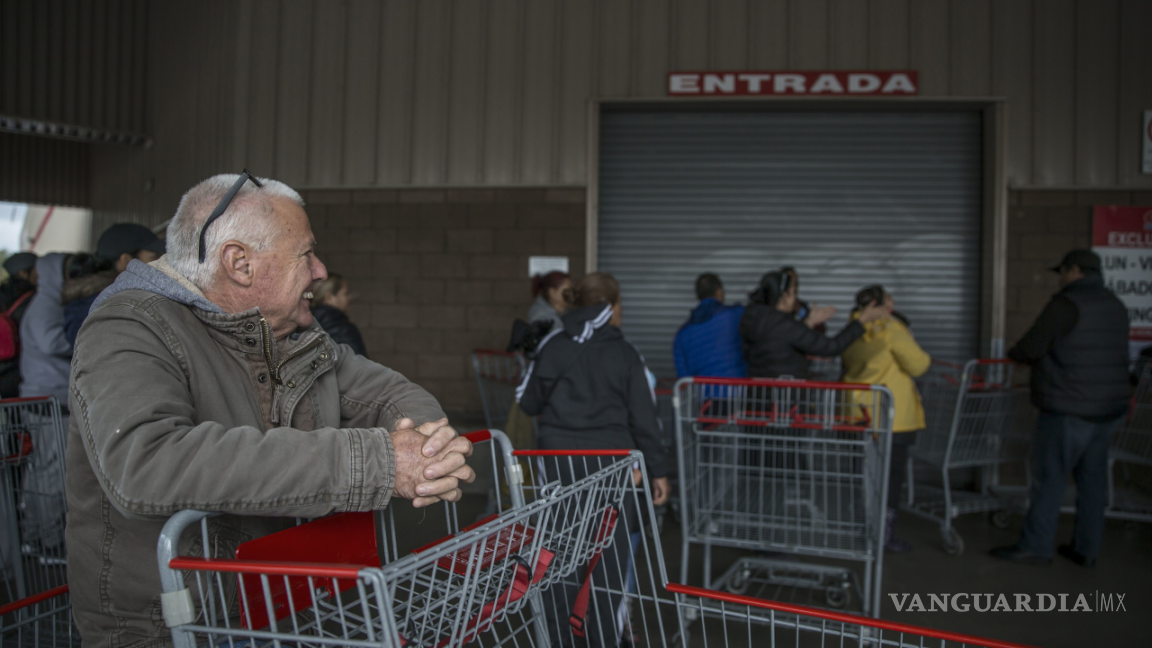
[96,223,165,261]
[1050,249,1101,273]
[2,252,37,275]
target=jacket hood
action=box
[91,255,222,313]
[688,298,728,325]
[33,253,67,303]
[561,303,615,342]
[62,269,117,305]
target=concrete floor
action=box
[666,510,1152,648]
[438,420,1151,647]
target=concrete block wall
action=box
[301,187,586,417]
[1006,189,1152,346]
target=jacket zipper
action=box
[258,317,323,385]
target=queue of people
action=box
[662,251,1132,564]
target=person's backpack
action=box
[0,291,33,362]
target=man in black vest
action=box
[991,250,1130,568]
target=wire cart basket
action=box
[471,350,527,432]
[156,432,674,648]
[1105,363,1152,522]
[0,396,79,646]
[674,377,894,617]
[903,359,1031,555]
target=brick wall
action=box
[301,187,586,418]
[1006,189,1152,347]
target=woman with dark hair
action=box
[517,271,668,646]
[841,285,930,553]
[741,270,888,379]
[310,273,368,357]
[527,270,572,332]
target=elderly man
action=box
[65,172,474,646]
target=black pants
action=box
[888,431,918,509]
[1018,412,1120,559]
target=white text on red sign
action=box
[667,71,918,96]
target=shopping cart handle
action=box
[664,583,1042,648]
[0,584,68,616]
[464,429,492,443]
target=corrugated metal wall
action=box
[0,0,149,133]
[0,0,149,208]
[132,0,1152,204]
[0,132,89,206]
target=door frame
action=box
[585,97,1009,356]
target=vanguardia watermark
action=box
[889,592,1126,613]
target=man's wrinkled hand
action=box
[391,422,475,508]
[393,417,472,460]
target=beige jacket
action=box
[65,258,444,647]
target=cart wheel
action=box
[825,586,850,609]
[990,510,1013,529]
[725,568,752,595]
[942,528,964,556]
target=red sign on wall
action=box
[1092,206,1152,349]
[667,70,918,96]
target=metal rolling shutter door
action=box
[598,110,982,378]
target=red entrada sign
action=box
[667,70,918,96]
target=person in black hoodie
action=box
[517,271,669,647]
[309,273,368,357]
[741,270,889,378]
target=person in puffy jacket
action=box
[991,250,1129,568]
[309,273,368,357]
[517,272,669,647]
[20,253,72,403]
[841,285,931,553]
[673,273,746,378]
[741,270,888,378]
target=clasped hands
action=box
[391,417,476,508]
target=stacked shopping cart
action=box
[153,426,1037,648]
[0,396,79,647]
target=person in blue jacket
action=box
[673,273,746,378]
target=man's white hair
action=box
[167,174,305,290]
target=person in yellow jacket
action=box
[841,285,931,553]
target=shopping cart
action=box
[667,582,1041,648]
[0,396,79,646]
[904,359,1031,555]
[156,434,674,648]
[1106,363,1152,522]
[155,425,1038,648]
[674,377,894,617]
[471,349,527,431]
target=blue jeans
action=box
[1018,412,1121,560]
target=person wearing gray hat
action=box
[61,223,166,346]
[991,249,1129,568]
